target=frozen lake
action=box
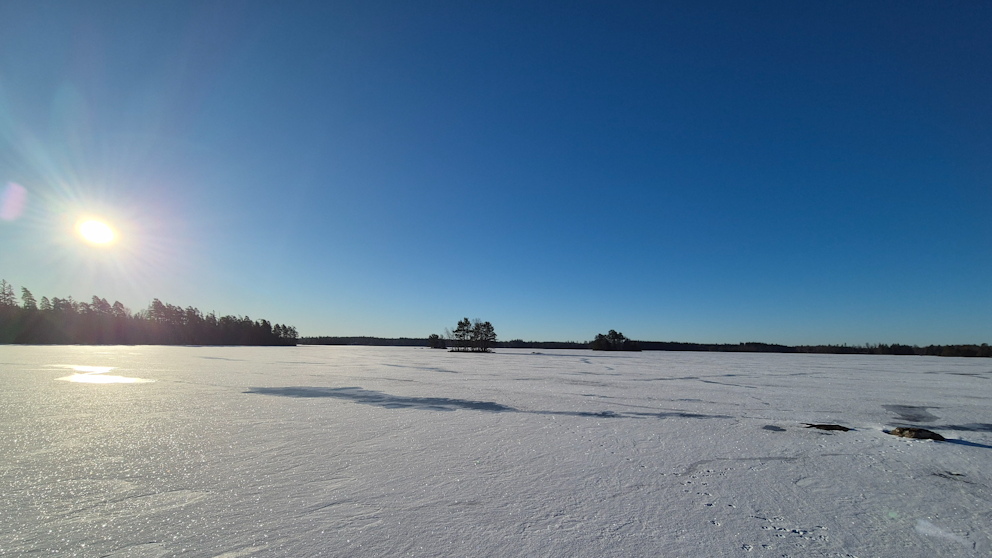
[2,346,990,557]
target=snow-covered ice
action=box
[2,345,990,557]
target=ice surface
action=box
[2,346,990,556]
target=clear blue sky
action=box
[1,1,989,344]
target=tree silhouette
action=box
[472,320,497,352]
[0,279,299,346]
[20,288,37,311]
[453,318,473,351]
[0,280,15,307]
[447,318,497,352]
[427,333,446,349]
[591,330,639,351]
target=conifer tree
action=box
[21,288,37,310]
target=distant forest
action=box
[0,280,298,345]
[301,336,991,357]
[302,337,591,350]
[637,341,991,358]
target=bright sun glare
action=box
[78,219,116,244]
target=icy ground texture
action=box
[2,346,991,557]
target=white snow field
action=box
[2,346,990,557]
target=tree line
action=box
[301,329,990,357]
[635,340,992,357]
[0,279,298,345]
[301,337,590,350]
[303,336,427,347]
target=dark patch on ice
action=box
[541,409,731,420]
[245,386,515,412]
[804,424,851,432]
[762,425,786,432]
[932,423,992,433]
[524,408,727,420]
[925,370,992,379]
[560,378,612,387]
[246,386,734,420]
[942,439,992,449]
[658,411,731,419]
[567,370,622,377]
[932,471,972,483]
[383,364,460,374]
[200,356,246,361]
[883,405,938,422]
[533,410,623,418]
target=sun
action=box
[77,219,116,244]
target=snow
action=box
[2,345,990,557]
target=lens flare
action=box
[78,219,116,244]
[0,182,27,221]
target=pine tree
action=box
[0,280,15,307]
[21,287,37,310]
[472,320,496,352]
[453,318,472,351]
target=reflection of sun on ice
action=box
[77,219,116,244]
[54,365,154,384]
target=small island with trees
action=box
[428,318,497,352]
[590,330,640,351]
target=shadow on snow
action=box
[942,439,992,449]
[244,386,733,420]
[245,386,513,412]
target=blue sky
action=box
[1,1,989,344]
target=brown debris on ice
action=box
[888,427,946,441]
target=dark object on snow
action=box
[804,423,851,431]
[888,427,946,441]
